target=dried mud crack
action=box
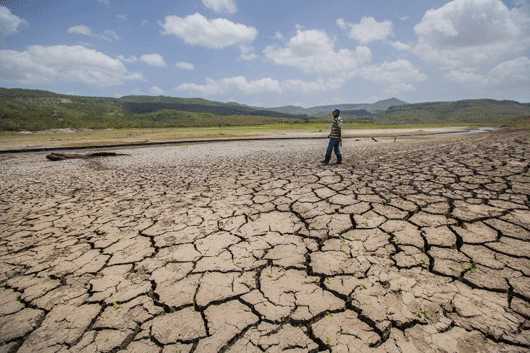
[1,129,529,352]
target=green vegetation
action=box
[413,308,430,319]
[467,258,478,273]
[375,99,530,125]
[0,88,309,131]
[1,88,529,131]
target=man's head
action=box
[332,107,340,117]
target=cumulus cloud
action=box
[414,0,530,68]
[176,76,282,95]
[159,12,257,48]
[117,14,127,21]
[263,28,372,76]
[337,16,393,44]
[487,56,530,86]
[389,41,411,51]
[442,56,530,97]
[360,59,427,93]
[139,53,166,67]
[202,0,237,15]
[0,45,144,88]
[98,0,110,7]
[149,86,165,95]
[281,78,345,94]
[67,25,119,41]
[176,61,195,70]
[0,5,27,40]
[67,25,92,36]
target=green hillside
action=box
[0,88,309,131]
[374,99,530,124]
[1,88,529,131]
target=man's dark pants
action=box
[323,138,342,164]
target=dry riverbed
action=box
[0,128,529,352]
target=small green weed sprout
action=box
[467,259,477,273]
[413,308,429,319]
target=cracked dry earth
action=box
[1,129,530,353]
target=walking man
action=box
[321,107,342,165]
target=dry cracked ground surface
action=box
[0,128,529,353]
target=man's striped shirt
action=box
[329,116,343,139]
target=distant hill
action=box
[0,88,309,131]
[1,88,529,131]
[265,98,408,116]
[374,99,530,124]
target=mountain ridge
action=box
[1,87,529,131]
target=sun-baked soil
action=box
[0,128,529,352]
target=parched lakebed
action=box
[1,129,529,352]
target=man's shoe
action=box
[320,160,329,165]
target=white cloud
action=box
[338,16,393,44]
[414,0,530,69]
[117,14,127,21]
[176,76,282,96]
[273,31,284,40]
[336,18,347,31]
[159,12,257,48]
[397,15,410,21]
[389,41,411,51]
[360,59,427,93]
[139,53,166,67]
[67,25,92,36]
[98,0,110,7]
[0,6,27,40]
[0,45,144,88]
[487,56,530,87]
[238,44,257,60]
[176,61,195,70]
[263,28,372,76]
[441,57,530,97]
[442,69,485,84]
[281,78,345,94]
[202,0,237,15]
[149,86,165,95]
[67,25,119,41]
[117,55,137,63]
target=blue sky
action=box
[1,0,529,107]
